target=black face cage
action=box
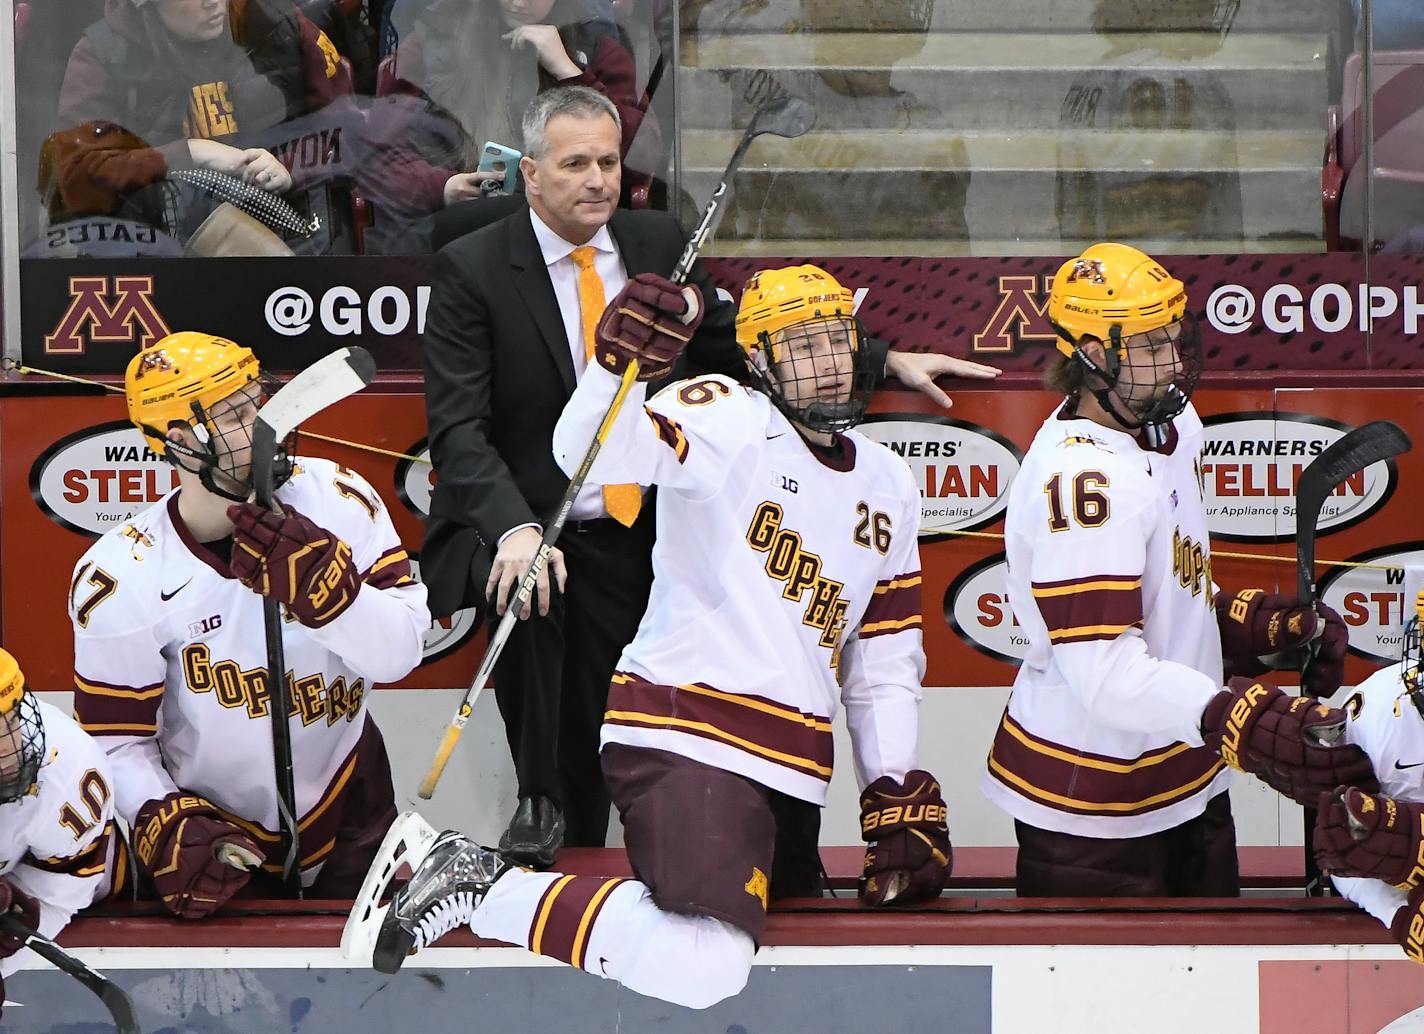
[750,316,876,434]
[0,688,45,805]
[1065,313,1202,445]
[165,375,294,503]
[1404,616,1424,719]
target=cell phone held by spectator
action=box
[477,141,523,191]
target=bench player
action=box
[981,242,1374,896]
[1314,589,1424,961]
[345,265,951,1008]
[69,332,428,915]
[0,648,117,1012]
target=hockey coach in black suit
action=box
[420,85,997,866]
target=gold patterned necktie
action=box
[570,246,641,527]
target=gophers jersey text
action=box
[554,370,926,805]
[69,458,427,882]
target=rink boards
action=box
[5,899,1423,1034]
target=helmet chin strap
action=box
[1065,323,1181,446]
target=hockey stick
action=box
[0,914,140,1033]
[1291,419,1411,896]
[250,346,378,891]
[1293,420,1411,609]
[417,96,818,799]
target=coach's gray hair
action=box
[522,87,622,160]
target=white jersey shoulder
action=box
[19,703,114,863]
[647,375,765,425]
[67,493,178,633]
[1027,415,1157,498]
[1343,661,1424,799]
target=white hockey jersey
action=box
[553,368,926,806]
[981,402,1231,838]
[69,457,427,884]
[1,701,116,979]
[1332,661,1424,927]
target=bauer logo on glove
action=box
[858,770,952,907]
[228,502,360,627]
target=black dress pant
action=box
[492,505,655,847]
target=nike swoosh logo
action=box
[1395,760,1424,771]
[767,433,785,440]
[160,579,192,602]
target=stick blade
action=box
[1297,420,1411,516]
[256,346,377,442]
[1296,420,1412,597]
[748,96,816,140]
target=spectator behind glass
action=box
[54,0,353,247]
[358,0,648,253]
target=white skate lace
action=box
[412,891,478,950]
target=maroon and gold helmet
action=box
[0,648,45,805]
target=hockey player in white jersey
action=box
[1313,591,1424,961]
[981,243,1374,896]
[0,648,118,1013]
[346,265,951,1008]
[70,332,428,916]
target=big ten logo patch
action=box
[859,417,1023,535]
[45,276,170,355]
[972,275,1058,353]
[1320,545,1424,665]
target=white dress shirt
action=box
[501,208,633,540]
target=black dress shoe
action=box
[498,795,565,868]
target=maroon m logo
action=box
[972,275,1057,353]
[45,276,170,354]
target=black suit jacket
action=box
[419,206,743,618]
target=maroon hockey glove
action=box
[0,879,40,958]
[228,502,360,628]
[595,273,704,382]
[858,770,952,907]
[1300,605,1349,698]
[1201,677,1379,805]
[1392,881,1424,963]
[1315,786,1424,886]
[133,792,264,919]
[1214,588,1348,696]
